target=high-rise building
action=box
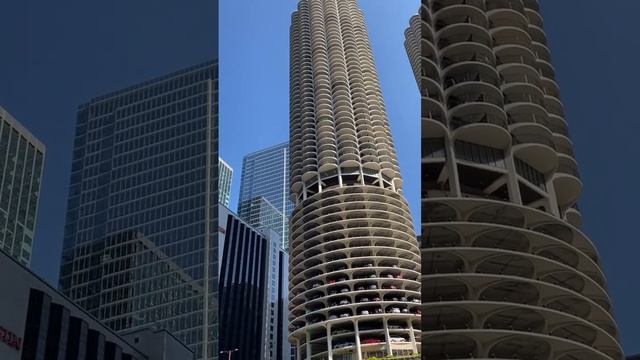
[238,142,292,250]
[218,158,233,207]
[417,1,622,359]
[288,1,421,358]
[218,205,289,360]
[58,61,219,360]
[241,196,287,249]
[0,107,45,266]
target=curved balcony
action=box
[443,62,501,91]
[437,23,492,52]
[434,3,488,33]
[489,7,528,32]
[440,38,495,66]
[432,0,485,13]
[554,155,582,208]
[511,123,558,173]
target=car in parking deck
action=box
[361,338,380,344]
[333,342,355,349]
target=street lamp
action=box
[220,348,239,360]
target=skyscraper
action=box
[418,1,622,359]
[288,1,421,358]
[238,142,292,249]
[218,158,233,207]
[0,106,45,267]
[59,61,219,360]
[218,205,289,360]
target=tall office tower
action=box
[288,1,421,358]
[58,61,219,360]
[0,107,45,267]
[418,1,622,359]
[238,142,293,249]
[242,196,287,248]
[218,157,233,207]
[218,205,289,360]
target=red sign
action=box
[0,325,22,351]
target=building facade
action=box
[416,0,622,359]
[0,249,192,360]
[237,142,292,250]
[218,205,289,360]
[59,61,219,360]
[218,158,233,207]
[241,196,286,249]
[288,0,421,358]
[0,107,45,266]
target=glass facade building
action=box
[237,142,292,250]
[218,158,232,207]
[0,106,45,267]
[58,61,219,360]
[218,205,288,360]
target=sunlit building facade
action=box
[288,0,421,358]
[238,142,292,250]
[218,158,233,207]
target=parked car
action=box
[356,285,365,291]
[312,282,322,288]
[333,342,354,349]
[413,309,422,315]
[340,288,349,293]
[401,308,409,313]
[372,296,381,301]
[359,297,369,303]
[368,284,378,290]
[388,324,404,330]
[374,308,383,314]
[411,298,420,303]
[360,310,370,315]
[369,273,377,278]
[329,314,338,320]
[332,328,351,335]
[339,299,350,305]
[387,307,401,314]
[329,290,338,295]
[361,338,380,344]
[400,297,407,302]
[328,279,337,284]
[339,312,350,318]
[390,336,406,343]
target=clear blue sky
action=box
[540,0,640,353]
[1,0,639,354]
[220,0,421,229]
[0,0,216,283]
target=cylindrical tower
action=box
[288,0,422,358]
[417,0,623,359]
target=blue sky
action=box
[220,0,421,229]
[540,0,640,353]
